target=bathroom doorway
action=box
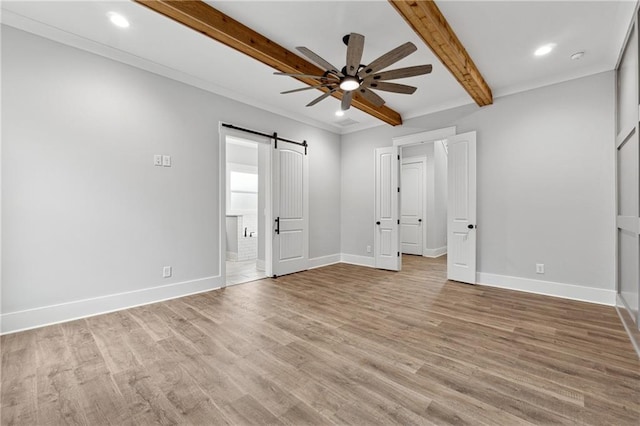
[225,136,268,285]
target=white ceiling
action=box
[2,0,637,134]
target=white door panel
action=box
[375,147,400,271]
[401,160,424,255]
[447,132,476,283]
[272,141,308,276]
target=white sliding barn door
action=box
[401,160,425,255]
[375,146,400,271]
[447,132,477,283]
[272,140,309,277]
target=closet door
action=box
[616,20,640,329]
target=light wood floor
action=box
[2,255,639,425]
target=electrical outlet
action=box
[536,263,544,274]
[366,245,371,253]
[163,266,172,278]
[154,155,163,166]
[162,155,171,167]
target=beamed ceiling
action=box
[1,0,636,133]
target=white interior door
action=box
[401,160,424,255]
[272,140,308,277]
[375,146,400,271]
[447,131,477,283]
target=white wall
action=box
[1,26,341,332]
[226,141,258,167]
[342,72,615,298]
[402,143,432,159]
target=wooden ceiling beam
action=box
[134,0,403,126]
[388,0,493,106]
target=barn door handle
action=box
[275,217,280,234]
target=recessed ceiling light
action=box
[335,110,345,117]
[571,51,585,60]
[108,12,130,28]
[534,43,556,57]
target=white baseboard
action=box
[423,247,447,258]
[1,275,223,335]
[308,254,342,269]
[340,253,375,268]
[6,262,616,335]
[476,272,616,306]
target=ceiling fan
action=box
[274,33,432,111]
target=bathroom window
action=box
[227,164,258,214]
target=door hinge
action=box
[397,219,400,225]
[397,251,400,257]
[273,132,278,149]
[397,187,400,193]
[397,154,400,160]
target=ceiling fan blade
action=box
[281,83,336,94]
[274,72,337,80]
[358,42,417,79]
[366,81,417,94]
[345,33,365,76]
[341,91,353,111]
[356,87,385,107]
[306,88,339,107]
[369,65,432,81]
[296,47,342,76]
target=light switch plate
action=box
[163,266,172,278]
[162,155,171,167]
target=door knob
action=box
[418,219,422,222]
[376,221,381,225]
[467,224,475,229]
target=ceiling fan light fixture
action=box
[339,76,360,91]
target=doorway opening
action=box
[225,136,268,286]
[400,140,448,258]
[220,123,310,285]
[375,127,476,283]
